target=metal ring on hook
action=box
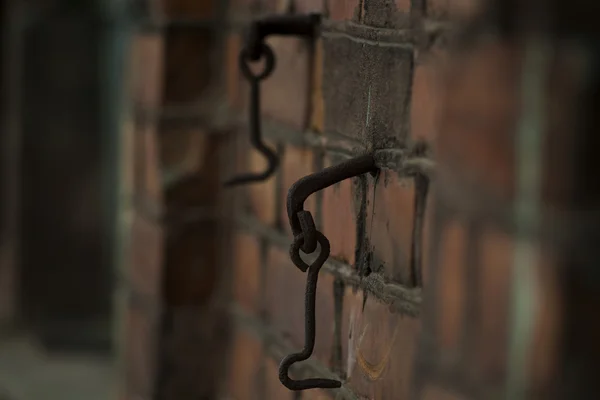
[239,43,276,82]
[280,232,342,390]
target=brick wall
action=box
[122,0,599,399]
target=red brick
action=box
[129,213,164,297]
[437,42,520,201]
[303,389,334,399]
[410,55,443,144]
[342,287,420,398]
[366,171,416,285]
[467,227,513,383]
[435,218,467,362]
[129,33,164,108]
[422,384,468,400]
[321,156,357,264]
[265,358,294,400]
[529,252,563,392]
[281,146,316,237]
[328,0,362,21]
[265,247,336,365]
[247,139,278,226]
[421,185,435,286]
[226,33,244,111]
[134,123,163,208]
[124,305,159,397]
[262,37,311,129]
[311,38,325,133]
[232,233,262,314]
[226,330,263,400]
[295,0,326,12]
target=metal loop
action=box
[297,210,317,254]
[239,43,276,81]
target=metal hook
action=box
[224,13,322,187]
[279,154,378,391]
[286,154,378,253]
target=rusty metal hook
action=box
[224,13,322,187]
[279,154,378,391]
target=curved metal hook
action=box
[286,154,377,252]
[224,44,279,187]
[279,232,342,391]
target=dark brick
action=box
[362,0,410,28]
[163,27,215,104]
[233,233,262,314]
[295,0,327,13]
[164,222,220,307]
[426,0,482,19]
[158,305,231,399]
[161,0,216,19]
[322,34,412,146]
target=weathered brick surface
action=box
[322,34,412,145]
[342,287,421,398]
[321,155,358,264]
[365,170,416,284]
[362,0,410,28]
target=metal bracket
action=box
[224,13,322,187]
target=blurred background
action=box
[1,0,599,399]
